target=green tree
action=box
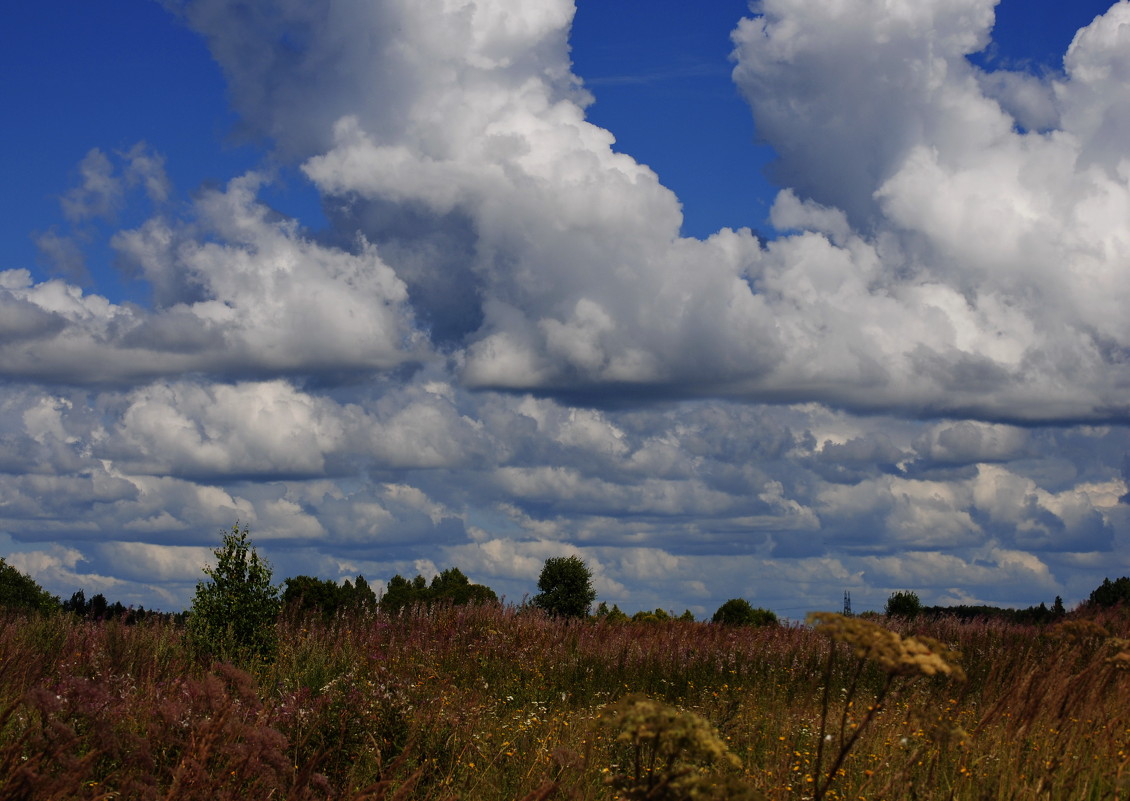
[62,589,87,616]
[342,574,378,611]
[595,602,630,623]
[711,598,777,626]
[884,590,922,619]
[282,575,343,618]
[0,558,58,613]
[531,555,596,619]
[632,608,672,624]
[378,568,496,614]
[378,573,423,614]
[429,567,498,606]
[1088,577,1130,609]
[89,593,109,620]
[188,523,280,664]
[283,574,378,618]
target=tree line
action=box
[5,523,1130,662]
[882,588,1070,624]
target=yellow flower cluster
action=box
[595,695,760,801]
[597,694,741,769]
[1050,619,1110,643]
[806,613,966,681]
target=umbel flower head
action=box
[1048,620,1130,667]
[597,694,740,770]
[595,695,760,801]
[807,613,966,681]
[1050,619,1110,644]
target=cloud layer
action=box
[4,0,1130,615]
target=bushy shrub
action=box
[712,598,777,627]
[632,608,672,624]
[884,590,922,619]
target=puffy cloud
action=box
[0,173,424,383]
[121,143,172,205]
[61,149,123,223]
[179,0,1126,423]
[9,0,1130,617]
[33,229,88,284]
[728,0,1130,421]
[858,546,1059,600]
[93,541,215,583]
[912,421,1030,465]
[6,544,139,603]
[1058,2,1130,170]
[113,173,422,368]
[976,69,1059,132]
[971,464,1122,550]
[3,378,1128,612]
[106,380,350,478]
[9,0,1086,425]
[732,0,1000,226]
[59,144,170,224]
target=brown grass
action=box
[0,604,1128,800]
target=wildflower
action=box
[595,695,756,800]
[806,612,966,681]
[1051,619,1109,643]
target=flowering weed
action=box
[1,605,1129,799]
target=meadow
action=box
[1,603,1129,800]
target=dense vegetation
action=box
[4,531,1130,799]
[2,596,1130,799]
[0,558,60,615]
[712,598,779,627]
[378,568,497,615]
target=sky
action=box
[1,0,1128,619]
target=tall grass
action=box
[1,604,1128,800]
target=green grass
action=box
[1,604,1129,799]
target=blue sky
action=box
[6,0,1112,279]
[6,0,764,286]
[2,0,1129,616]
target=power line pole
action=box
[843,590,852,616]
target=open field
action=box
[2,605,1129,800]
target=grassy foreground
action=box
[1,604,1129,800]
